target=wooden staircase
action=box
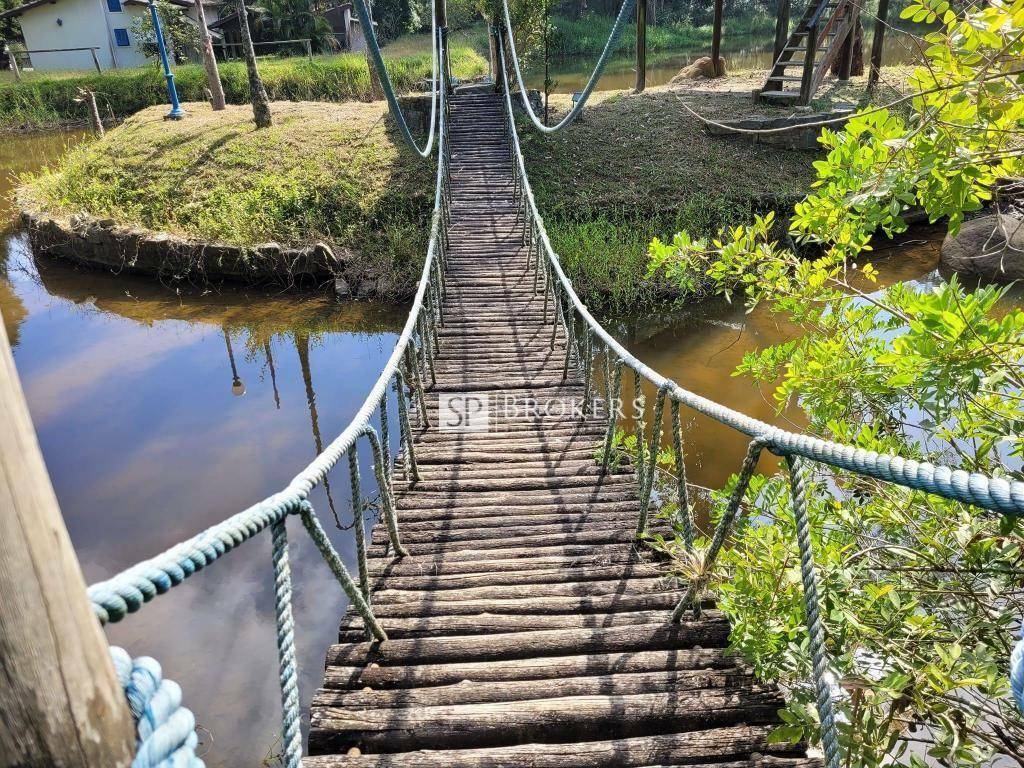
[757,0,858,105]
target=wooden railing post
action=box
[0,316,135,767]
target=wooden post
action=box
[5,45,22,82]
[85,89,104,136]
[710,0,724,75]
[772,0,790,68]
[868,0,889,88]
[837,14,855,80]
[634,0,646,93]
[435,0,451,92]
[304,38,312,61]
[89,47,101,74]
[195,0,226,109]
[0,316,135,766]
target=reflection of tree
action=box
[0,238,30,349]
[294,332,341,527]
[263,339,280,410]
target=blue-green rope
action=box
[270,519,301,768]
[786,455,841,768]
[110,647,204,768]
[354,0,440,156]
[500,0,636,133]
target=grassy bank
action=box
[523,86,818,309]
[549,13,775,56]
[0,43,486,130]
[20,101,435,291]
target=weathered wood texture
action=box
[0,317,135,766]
[306,91,821,767]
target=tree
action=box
[130,0,201,62]
[645,0,1024,764]
[237,0,272,128]
[195,0,226,110]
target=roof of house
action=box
[0,0,212,20]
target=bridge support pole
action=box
[0,316,135,767]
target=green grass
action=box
[20,100,435,291]
[0,42,487,130]
[523,87,816,309]
[549,13,775,57]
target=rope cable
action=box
[500,0,636,133]
[354,0,439,156]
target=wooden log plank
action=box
[303,725,815,767]
[309,689,785,752]
[313,668,756,709]
[326,622,730,667]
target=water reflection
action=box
[528,30,923,93]
[1,132,407,766]
[0,130,960,766]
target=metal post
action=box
[148,0,186,119]
[635,0,646,93]
[868,0,889,89]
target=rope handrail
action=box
[87,35,453,768]
[500,0,636,133]
[496,31,1023,766]
[354,0,442,156]
[496,32,1024,518]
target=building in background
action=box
[0,0,218,71]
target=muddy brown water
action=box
[526,29,922,93]
[1,130,944,766]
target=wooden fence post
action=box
[635,0,646,93]
[0,316,134,767]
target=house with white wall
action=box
[0,0,218,72]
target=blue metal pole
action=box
[148,0,185,119]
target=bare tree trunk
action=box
[237,0,272,127]
[195,0,226,109]
[85,89,104,136]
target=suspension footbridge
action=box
[10,3,1024,767]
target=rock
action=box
[334,276,352,298]
[940,213,1024,283]
[669,56,727,83]
[356,277,379,298]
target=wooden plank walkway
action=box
[304,90,821,767]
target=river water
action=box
[526,28,923,93]
[0,131,944,765]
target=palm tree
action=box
[194,0,226,109]
[237,0,272,128]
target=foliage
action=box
[250,0,336,53]
[645,0,1024,764]
[547,11,773,56]
[0,41,486,129]
[129,0,202,62]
